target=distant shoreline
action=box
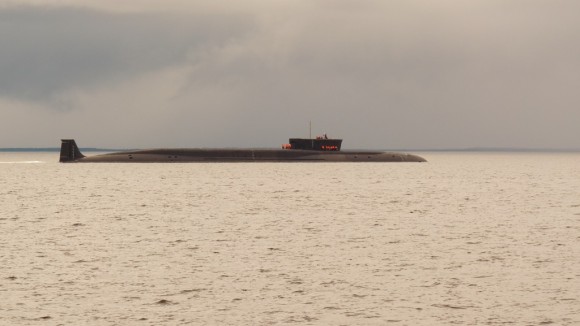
[0,148,122,152]
[389,148,580,153]
[1,148,579,153]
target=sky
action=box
[1,0,579,149]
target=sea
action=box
[1,151,579,325]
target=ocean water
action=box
[1,152,579,325]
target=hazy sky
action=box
[1,0,579,149]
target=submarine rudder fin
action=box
[59,139,85,162]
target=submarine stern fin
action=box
[59,139,85,162]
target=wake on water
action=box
[0,161,44,164]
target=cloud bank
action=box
[1,1,579,149]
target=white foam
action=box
[0,161,44,164]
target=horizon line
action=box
[1,147,579,153]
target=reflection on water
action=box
[1,152,579,325]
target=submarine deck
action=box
[70,148,426,163]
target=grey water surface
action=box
[1,152,579,325]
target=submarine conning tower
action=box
[284,136,343,151]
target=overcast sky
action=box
[1,0,579,149]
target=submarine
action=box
[59,136,426,163]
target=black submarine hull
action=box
[59,140,426,163]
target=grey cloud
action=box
[170,1,580,148]
[1,1,579,149]
[0,6,252,105]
